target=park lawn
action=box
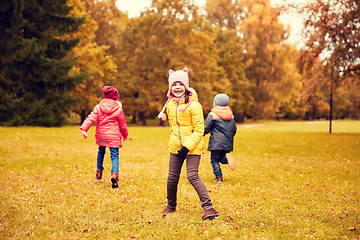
[0,120,359,239]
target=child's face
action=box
[171,82,186,98]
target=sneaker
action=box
[161,206,176,214]
[202,208,219,220]
[111,172,119,188]
[226,153,236,170]
[96,169,103,180]
[213,175,223,182]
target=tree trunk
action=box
[234,112,245,123]
[132,111,137,124]
[329,67,333,134]
[139,111,146,126]
[80,109,87,125]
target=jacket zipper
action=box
[175,102,182,146]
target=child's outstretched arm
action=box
[80,105,100,139]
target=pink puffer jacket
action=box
[80,98,128,148]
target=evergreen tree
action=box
[0,0,86,126]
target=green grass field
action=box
[1,120,359,239]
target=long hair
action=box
[184,91,191,103]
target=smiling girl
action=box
[158,68,219,220]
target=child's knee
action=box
[187,172,199,183]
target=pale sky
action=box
[115,0,305,48]
[270,0,306,48]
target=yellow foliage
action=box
[66,0,120,116]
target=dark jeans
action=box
[166,153,213,211]
[210,150,229,176]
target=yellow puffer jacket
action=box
[166,88,205,155]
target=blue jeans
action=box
[210,150,229,176]
[97,146,119,174]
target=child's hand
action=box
[177,147,189,158]
[82,130,88,139]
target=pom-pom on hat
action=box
[102,86,119,100]
[213,93,229,106]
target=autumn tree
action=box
[66,0,121,124]
[83,0,127,53]
[295,0,360,127]
[205,0,241,30]
[238,0,301,119]
[205,0,252,122]
[117,0,220,125]
[299,0,360,77]
[332,80,360,119]
[0,0,86,126]
[294,51,329,120]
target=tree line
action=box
[1,0,359,126]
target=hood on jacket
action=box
[99,98,122,115]
[211,106,233,121]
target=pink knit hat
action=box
[102,86,119,100]
[158,68,193,118]
[166,68,190,97]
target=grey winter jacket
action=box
[204,106,237,151]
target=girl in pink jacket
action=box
[80,86,128,188]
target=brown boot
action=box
[111,172,119,188]
[96,169,103,180]
[161,206,176,214]
[202,208,219,220]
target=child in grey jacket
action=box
[204,94,237,182]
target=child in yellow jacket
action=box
[158,68,219,220]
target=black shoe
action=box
[213,175,223,182]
